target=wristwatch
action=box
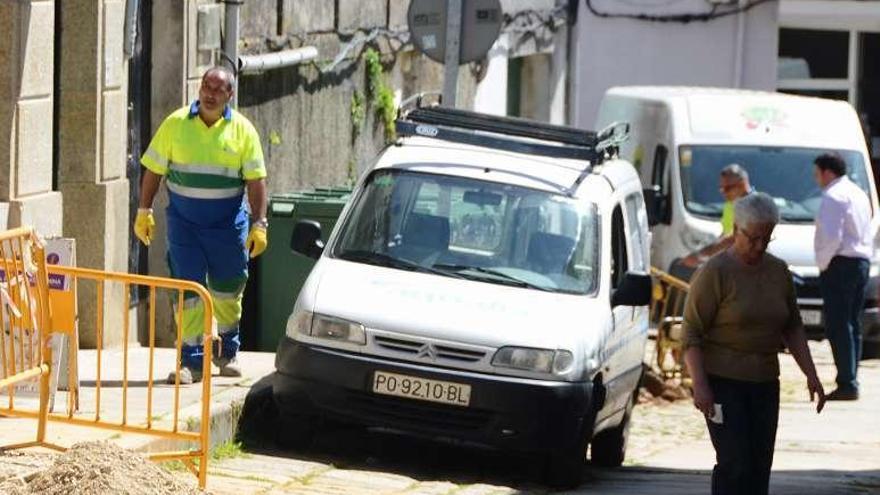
[252,217,268,228]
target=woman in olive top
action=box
[683,192,826,495]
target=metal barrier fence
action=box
[650,267,691,380]
[0,228,53,444]
[0,228,216,489]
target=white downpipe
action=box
[733,0,747,88]
[239,47,320,74]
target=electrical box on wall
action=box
[197,4,222,52]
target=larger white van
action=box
[597,86,880,357]
[273,104,652,487]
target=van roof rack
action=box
[396,98,606,162]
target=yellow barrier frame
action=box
[0,228,216,489]
[650,267,691,380]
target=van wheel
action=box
[590,393,635,467]
[277,413,317,450]
[544,425,589,488]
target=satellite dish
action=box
[408,0,502,64]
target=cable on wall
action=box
[584,0,774,24]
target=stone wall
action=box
[236,0,478,194]
[0,0,64,237]
[58,0,131,348]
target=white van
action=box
[597,86,880,357]
[273,103,652,486]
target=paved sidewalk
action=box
[0,347,275,456]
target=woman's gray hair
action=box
[734,192,779,228]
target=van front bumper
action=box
[273,337,595,453]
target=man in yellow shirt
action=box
[680,164,752,268]
[135,66,268,384]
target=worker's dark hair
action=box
[202,66,236,91]
[814,153,846,177]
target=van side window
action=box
[610,204,629,289]
[624,193,647,271]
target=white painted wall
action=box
[473,36,510,116]
[571,0,780,128]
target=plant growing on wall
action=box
[363,48,396,142]
[350,90,366,142]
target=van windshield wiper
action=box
[337,250,463,278]
[432,263,553,291]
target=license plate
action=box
[801,309,822,326]
[372,371,471,407]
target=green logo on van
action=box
[741,107,787,130]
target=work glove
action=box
[246,224,268,259]
[134,208,155,246]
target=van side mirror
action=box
[643,186,670,226]
[612,271,653,307]
[291,220,324,259]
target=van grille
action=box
[347,391,492,431]
[374,336,487,363]
[794,276,821,299]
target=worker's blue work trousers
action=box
[166,201,249,372]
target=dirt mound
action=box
[639,367,692,404]
[0,441,203,495]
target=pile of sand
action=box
[639,366,692,404]
[0,441,203,495]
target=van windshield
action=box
[679,145,871,222]
[332,169,600,295]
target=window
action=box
[779,29,849,80]
[624,194,648,272]
[610,205,629,290]
[334,169,601,295]
[678,145,871,222]
[777,28,852,103]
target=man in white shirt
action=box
[813,153,872,401]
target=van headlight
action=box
[286,310,366,345]
[491,347,574,375]
[285,309,313,338]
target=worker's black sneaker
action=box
[826,388,859,401]
[167,367,203,385]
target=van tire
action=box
[277,413,317,450]
[544,431,588,489]
[590,392,635,467]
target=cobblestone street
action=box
[199,341,880,494]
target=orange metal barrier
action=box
[0,229,216,489]
[0,227,52,443]
[650,267,690,380]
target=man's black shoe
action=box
[826,388,859,401]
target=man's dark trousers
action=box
[820,255,869,393]
[706,375,780,495]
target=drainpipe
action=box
[123,0,139,59]
[733,0,746,88]
[223,0,243,106]
[239,47,320,74]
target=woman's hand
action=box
[807,373,826,413]
[692,379,715,417]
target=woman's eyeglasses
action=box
[738,228,775,246]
